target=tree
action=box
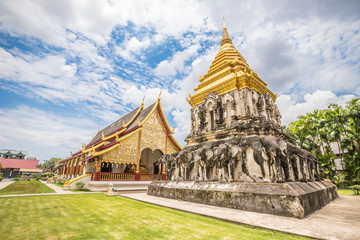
[41,157,61,172]
[285,98,360,186]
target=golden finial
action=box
[141,96,145,106]
[101,131,105,140]
[221,17,232,46]
[71,151,73,155]
[158,90,162,101]
[122,119,126,128]
[171,128,175,134]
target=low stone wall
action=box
[88,181,151,192]
[147,181,338,218]
[63,174,92,190]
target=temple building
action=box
[58,96,181,182]
[0,158,42,178]
[0,149,31,159]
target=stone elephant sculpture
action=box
[214,143,233,182]
[242,135,291,183]
[228,137,249,182]
[158,153,178,181]
[194,146,216,181]
[300,149,321,181]
[287,143,322,182]
[175,149,195,181]
[287,143,305,182]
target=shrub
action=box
[57,179,66,185]
[36,176,41,181]
[0,173,3,182]
[14,178,19,181]
[15,175,20,178]
[349,185,360,195]
[75,181,85,190]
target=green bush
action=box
[75,181,85,190]
[0,173,3,182]
[57,179,66,185]
[36,176,41,181]
[349,185,360,195]
[15,175,20,178]
[14,178,19,181]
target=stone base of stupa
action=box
[147,180,338,218]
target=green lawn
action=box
[0,180,55,195]
[338,189,359,196]
[0,194,310,240]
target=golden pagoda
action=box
[186,18,283,144]
[187,18,276,108]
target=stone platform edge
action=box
[147,180,338,219]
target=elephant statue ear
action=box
[278,140,287,151]
[206,149,214,160]
[231,145,239,157]
[252,141,262,152]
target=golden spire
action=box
[221,17,232,46]
[186,18,278,107]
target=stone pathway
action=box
[43,181,74,194]
[0,179,13,190]
[119,193,360,240]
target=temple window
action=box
[209,110,214,130]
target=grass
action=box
[70,188,91,192]
[0,194,310,240]
[337,189,359,196]
[0,180,55,195]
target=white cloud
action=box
[172,108,191,146]
[0,105,97,160]
[116,36,152,61]
[154,44,201,77]
[277,90,357,125]
[1,0,360,160]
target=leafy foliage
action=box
[349,185,360,195]
[38,157,61,172]
[285,98,360,186]
[75,181,85,190]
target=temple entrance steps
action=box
[88,181,151,192]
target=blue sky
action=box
[0,0,359,161]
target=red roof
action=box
[0,158,39,169]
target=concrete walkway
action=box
[120,193,360,240]
[0,179,13,190]
[44,181,74,194]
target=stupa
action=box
[148,19,337,218]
